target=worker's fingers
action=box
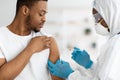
[71,55,75,60]
[48,65,54,72]
[72,50,84,57]
[55,59,61,65]
[47,66,54,74]
[83,50,89,57]
[60,60,69,65]
[48,60,55,68]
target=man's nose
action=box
[42,15,46,22]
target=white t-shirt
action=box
[0,26,51,80]
[0,48,4,58]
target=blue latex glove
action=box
[48,59,74,79]
[72,47,93,69]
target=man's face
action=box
[26,1,47,32]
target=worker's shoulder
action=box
[109,34,120,41]
[109,34,120,46]
[114,34,120,42]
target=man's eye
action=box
[39,13,44,16]
[39,12,47,16]
[39,12,46,16]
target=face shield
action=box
[93,12,102,23]
[93,0,120,36]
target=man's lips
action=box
[39,23,44,28]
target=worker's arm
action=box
[49,37,64,80]
[47,47,95,80]
[0,36,51,80]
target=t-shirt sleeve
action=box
[0,48,5,58]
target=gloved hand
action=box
[71,47,93,69]
[48,59,74,79]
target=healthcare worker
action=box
[47,0,120,80]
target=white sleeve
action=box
[68,63,99,80]
[0,48,5,58]
[68,70,93,80]
[68,70,82,80]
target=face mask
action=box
[95,23,109,36]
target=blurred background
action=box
[0,0,107,70]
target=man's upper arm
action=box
[49,37,60,63]
[49,37,64,80]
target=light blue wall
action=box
[0,0,16,26]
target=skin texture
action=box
[0,1,63,80]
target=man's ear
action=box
[22,5,30,16]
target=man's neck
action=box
[7,18,31,36]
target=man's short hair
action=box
[16,0,48,14]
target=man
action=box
[0,0,63,80]
[48,0,120,80]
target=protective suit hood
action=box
[93,0,120,36]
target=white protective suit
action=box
[68,0,120,80]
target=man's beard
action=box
[26,15,39,33]
[33,29,39,33]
